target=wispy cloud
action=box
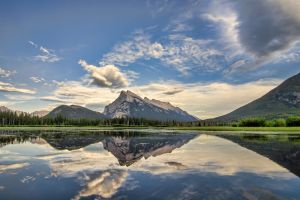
[28,41,61,63]
[40,96,68,103]
[99,31,163,67]
[146,0,173,17]
[0,67,16,78]
[5,94,36,101]
[28,40,38,48]
[30,76,45,83]
[100,31,225,75]
[0,81,35,94]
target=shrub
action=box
[265,120,274,127]
[238,118,266,127]
[273,118,286,127]
[286,116,300,127]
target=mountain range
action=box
[3,72,300,122]
[44,90,198,121]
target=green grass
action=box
[1,126,300,133]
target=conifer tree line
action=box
[3,110,300,127]
[0,111,204,126]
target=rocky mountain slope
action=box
[215,72,300,121]
[103,90,198,122]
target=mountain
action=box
[45,105,106,119]
[103,90,198,122]
[0,106,24,115]
[0,106,11,112]
[31,110,49,117]
[215,72,300,121]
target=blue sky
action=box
[1,0,300,118]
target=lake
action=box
[0,130,300,200]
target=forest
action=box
[1,111,300,127]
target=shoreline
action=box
[0,126,300,133]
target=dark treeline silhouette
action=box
[4,110,300,127]
[0,111,206,127]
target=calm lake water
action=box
[0,130,300,200]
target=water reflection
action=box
[102,133,196,166]
[0,131,300,200]
[218,133,300,177]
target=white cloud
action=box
[0,81,35,94]
[0,67,16,78]
[28,41,61,63]
[79,60,129,88]
[30,76,45,83]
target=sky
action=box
[1,0,300,119]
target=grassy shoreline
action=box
[0,126,300,133]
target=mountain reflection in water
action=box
[0,131,300,200]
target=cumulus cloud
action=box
[79,60,129,88]
[28,41,61,63]
[0,81,35,94]
[0,67,16,78]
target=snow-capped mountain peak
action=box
[103,90,198,121]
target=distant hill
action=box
[215,73,300,121]
[45,105,106,119]
[104,90,198,122]
[31,110,49,117]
